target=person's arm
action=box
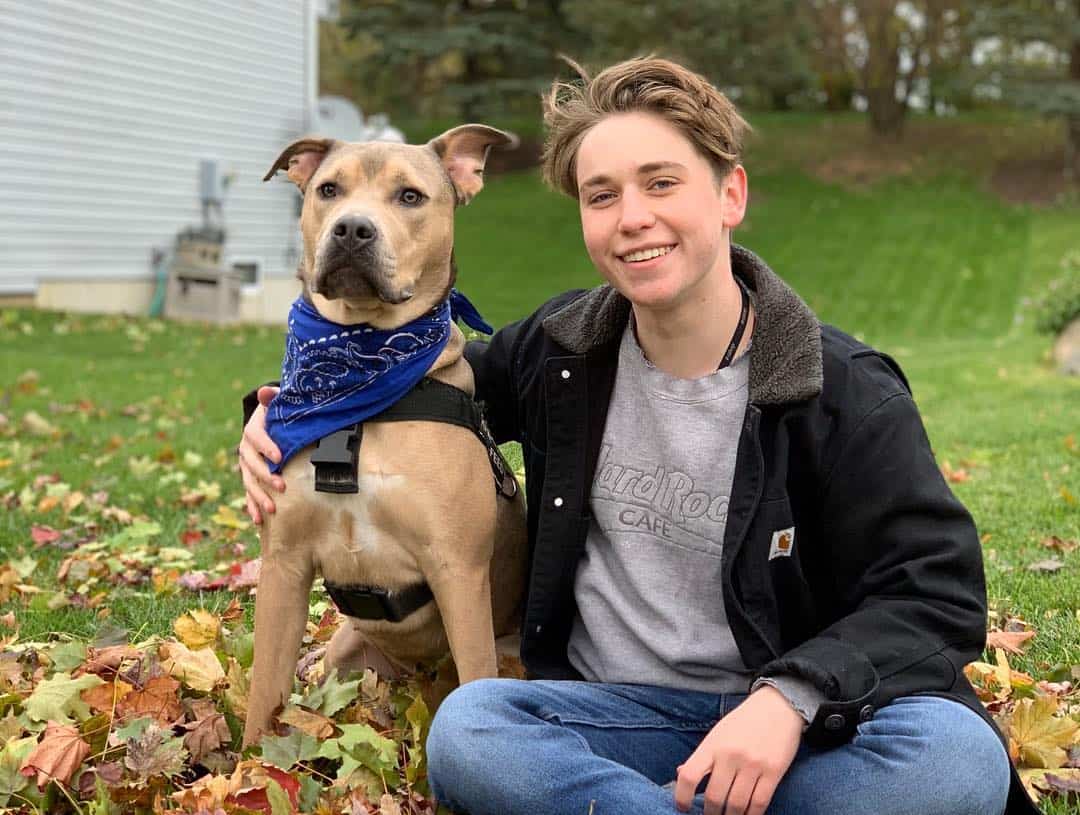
[675,360,985,815]
[754,386,986,748]
[465,321,524,446]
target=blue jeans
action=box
[426,679,1010,815]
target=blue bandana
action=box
[266,289,493,472]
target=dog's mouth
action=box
[314,257,414,305]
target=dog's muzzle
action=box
[314,247,412,304]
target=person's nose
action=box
[617,187,656,233]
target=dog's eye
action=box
[399,188,425,206]
[318,182,337,199]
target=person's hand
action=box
[238,386,285,524]
[674,685,803,815]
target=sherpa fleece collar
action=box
[540,244,823,405]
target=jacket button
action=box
[859,705,874,723]
[824,714,845,731]
[561,369,571,379]
[553,497,563,507]
[535,625,542,634]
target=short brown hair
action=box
[541,56,750,198]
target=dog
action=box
[242,126,527,746]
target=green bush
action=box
[1028,251,1080,335]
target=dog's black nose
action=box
[331,215,377,249]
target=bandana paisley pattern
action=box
[266,290,491,472]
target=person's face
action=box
[575,112,747,314]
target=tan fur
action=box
[244,127,524,746]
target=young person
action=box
[239,58,1035,815]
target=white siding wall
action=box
[0,0,311,294]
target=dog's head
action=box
[265,125,516,327]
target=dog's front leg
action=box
[243,527,315,747]
[428,563,498,684]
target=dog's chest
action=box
[281,445,425,585]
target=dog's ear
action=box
[428,125,518,206]
[264,137,337,191]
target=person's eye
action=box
[318,182,337,198]
[588,191,615,206]
[649,178,677,191]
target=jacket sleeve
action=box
[465,321,525,446]
[756,388,988,748]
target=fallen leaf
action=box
[23,672,104,724]
[987,630,1037,655]
[80,678,134,715]
[278,705,336,739]
[21,411,56,437]
[380,792,403,815]
[15,370,40,394]
[173,609,221,650]
[228,558,261,590]
[1028,558,1066,573]
[1041,536,1079,554]
[220,597,244,623]
[179,529,204,546]
[123,721,187,780]
[940,460,970,483]
[101,506,133,524]
[0,736,36,805]
[302,671,360,718]
[182,709,231,764]
[259,730,322,771]
[19,722,91,789]
[1042,770,1080,797]
[224,657,249,720]
[159,641,225,692]
[36,495,60,514]
[74,761,124,800]
[30,525,61,545]
[212,505,251,531]
[171,771,233,812]
[116,674,184,726]
[78,643,141,678]
[0,567,18,605]
[226,762,301,814]
[127,456,159,478]
[1008,695,1080,769]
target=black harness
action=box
[315,377,517,624]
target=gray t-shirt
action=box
[567,321,753,694]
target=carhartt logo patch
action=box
[769,527,795,560]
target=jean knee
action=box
[426,679,517,794]
[897,697,1010,815]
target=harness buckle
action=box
[311,424,361,493]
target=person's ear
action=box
[720,165,748,231]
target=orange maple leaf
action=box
[19,721,91,788]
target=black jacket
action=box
[464,245,1039,815]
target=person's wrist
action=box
[752,684,804,734]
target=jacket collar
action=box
[541,244,823,405]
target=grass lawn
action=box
[1,112,1078,813]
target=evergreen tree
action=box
[337,0,576,121]
[969,0,1080,179]
[561,0,816,109]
